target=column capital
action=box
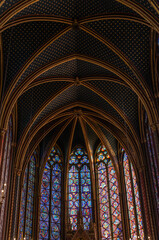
[14,168,22,176]
[0,128,7,136]
[138,164,145,173]
[150,122,159,132]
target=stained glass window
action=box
[39,146,62,240]
[123,150,144,239]
[96,145,122,239]
[68,147,92,230]
[0,117,12,238]
[19,153,36,240]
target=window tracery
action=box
[39,146,62,240]
[68,146,92,231]
[123,150,144,239]
[17,144,146,239]
[18,153,36,239]
[96,145,122,239]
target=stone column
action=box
[0,129,6,171]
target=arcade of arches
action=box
[0,0,159,239]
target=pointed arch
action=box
[18,150,37,239]
[68,146,93,230]
[116,0,159,32]
[122,149,144,239]
[1,54,158,132]
[0,0,39,27]
[39,145,63,240]
[95,144,123,239]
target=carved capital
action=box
[0,128,7,136]
[150,122,159,132]
[15,168,22,176]
[138,164,145,173]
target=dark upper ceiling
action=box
[1,0,158,167]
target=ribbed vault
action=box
[0,0,158,195]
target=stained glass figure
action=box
[96,144,122,239]
[123,150,144,239]
[123,152,137,239]
[19,153,36,239]
[68,147,92,230]
[81,165,92,230]
[98,162,111,239]
[39,146,62,240]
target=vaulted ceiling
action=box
[0,0,158,171]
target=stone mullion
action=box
[136,169,148,239]
[118,160,129,240]
[128,160,140,238]
[33,154,39,240]
[65,165,69,237]
[140,168,157,239]
[49,166,52,239]
[122,155,132,239]
[60,166,65,240]
[23,162,30,238]
[95,165,101,240]
[13,172,22,239]
[64,155,68,239]
[79,167,81,214]
[106,165,113,240]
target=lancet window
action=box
[18,152,36,239]
[96,144,122,239]
[123,149,144,239]
[39,146,62,240]
[68,146,92,231]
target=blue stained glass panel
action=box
[39,147,62,240]
[68,147,92,230]
[81,165,92,230]
[18,153,36,239]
